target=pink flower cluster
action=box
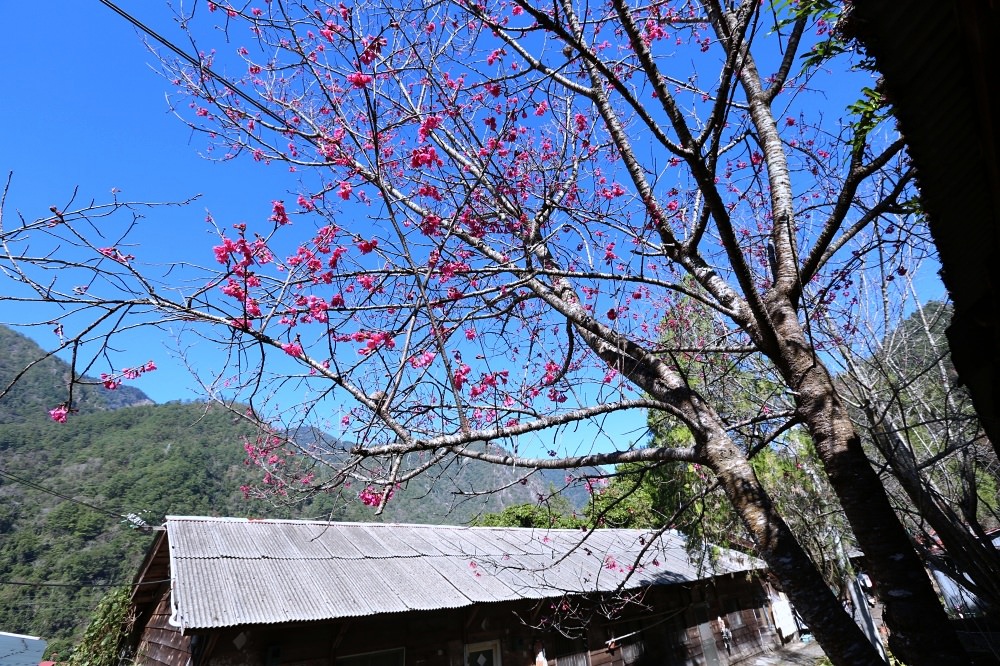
[359,485,394,507]
[542,360,561,384]
[409,351,436,369]
[418,115,442,142]
[48,405,69,423]
[281,341,304,357]
[332,329,396,356]
[420,213,443,236]
[213,233,272,271]
[359,35,386,65]
[98,247,135,265]
[410,145,443,168]
[291,294,332,324]
[49,360,156,423]
[469,370,508,399]
[346,72,374,88]
[100,360,157,390]
[244,435,285,465]
[453,363,472,390]
[269,200,290,225]
[603,242,618,265]
[355,237,378,254]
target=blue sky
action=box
[1,1,276,221]
[0,1,302,403]
[0,1,655,454]
[0,1,942,456]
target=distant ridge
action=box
[0,324,153,424]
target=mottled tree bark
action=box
[699,428,885,666]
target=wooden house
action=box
[128,517,796,666]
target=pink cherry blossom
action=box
[346,72,374,88]
[49,405,69,423]
[282,341,304,357]
[270,200,290,225]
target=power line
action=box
[0,579,116,589]
[0,578,169,589]
[0,601,101,610]
[0,468,124,522]
[96,0,293,131]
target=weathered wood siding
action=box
[135,587,192,666]
[131,573,779,666]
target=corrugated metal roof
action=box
[164,516,763,630]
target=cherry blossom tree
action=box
[0,1,971,663]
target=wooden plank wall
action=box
[135,587,192,666]
[133,574,780,666]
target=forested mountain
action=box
[0,325,585,656]
[0,325,153,423]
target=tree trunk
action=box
[574,295,885,664]
[657,385,886,665]
[768,300,968,665]
[703,431,885,666]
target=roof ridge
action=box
[163,515,681,535]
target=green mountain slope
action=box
[0,325,592,655]
[0,400,262,655]
[0,325,152,424]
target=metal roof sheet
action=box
[163,516,763,630]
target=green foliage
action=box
[846,85,889,152]
[582,456,741,565]
[0,400,262,656]
[473,494,584,528]
[584,467,663,529]
[66,586,134,666]
[774,0,848,70]
[771,0,892,157]
[974,467,1000,518]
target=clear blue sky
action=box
[0,1,307,403]
[0,0,653,453]
[0,1,941,453]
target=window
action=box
[619,637,644,665]
[606,624,645,666]
[555,653,588,666]
[338,648,406,666]
[551,635,589,666]
[723,598,744,628]
[466,640,501,666]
